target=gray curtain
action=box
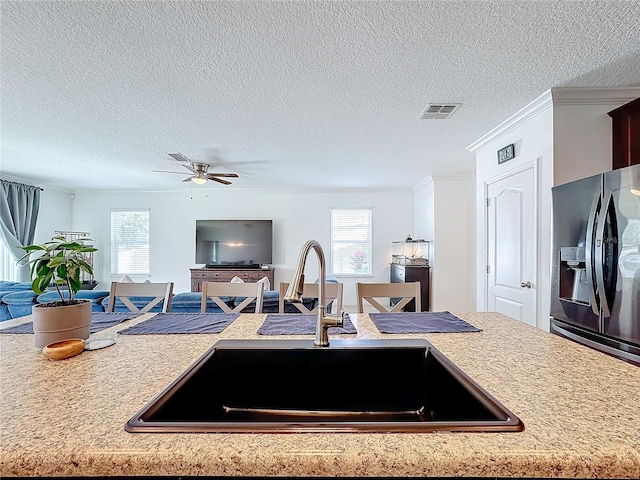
[0,180,42,282]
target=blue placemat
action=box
[118,312,239,334]
[369,311,482,334]
[0,312,140,334]
[258,313,356,335]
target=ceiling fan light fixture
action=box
[157,153,238,186]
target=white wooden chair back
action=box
[107,282,174,313]
[201,281,265,314]
[356,282,421,313]
[278,282,343,314]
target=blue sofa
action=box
[169,277,337,314]
[0,276,336,320]
[170,292,232,313]
[0,281,32,291]
[2,289,111,320]
[169,290,316,314]
[0,282,36,321]
[2,290,38,320]
[100,295,171,313]
[38,290,111,312]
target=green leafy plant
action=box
[19,235,97,304]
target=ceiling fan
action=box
[152,153,239,185]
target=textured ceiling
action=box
[1,1,640,192]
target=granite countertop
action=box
[1,311,639,478]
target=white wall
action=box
[413,177,434,255]
[413,174,475,312]
[472,96,554,331]
[2,173,472,311]
[469,87,640,332]
[71,187,414,306]
[433,175,476,312]
[552,102,617,186]
[35,188,74,244]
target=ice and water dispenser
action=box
[557,221,591,306]
[559,246,590,304]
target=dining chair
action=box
[107,281,174,313]
[278,282,343,314]
[201,281,265,314]
[356,282,421,313]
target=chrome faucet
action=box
[284,240,344,347]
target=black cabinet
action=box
[390,263,430,312]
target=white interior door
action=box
[486,166,537,327]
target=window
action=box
[330,208,372,276]
[110,209,150,275]
[0,240,18,282]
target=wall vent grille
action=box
[419,103,461,120]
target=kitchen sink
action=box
[125,338,524,433]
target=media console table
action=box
[190,267,275,292]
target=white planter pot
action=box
[32,299,92,350]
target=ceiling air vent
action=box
[419,103,461,120]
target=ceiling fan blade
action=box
[182,177,193,182]
[206,172,239,178]
[152,169,189,174]
[209,176,232,185]
[168,153,191,163]
[181,164,196,173]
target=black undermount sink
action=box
[125,339,524,433]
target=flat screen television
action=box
[195,220,273,268]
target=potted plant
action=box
[19,235,98,349]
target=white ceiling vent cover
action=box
[419,103,461,120]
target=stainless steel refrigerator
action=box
[550,164,640,366]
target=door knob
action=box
[521,281,532,289]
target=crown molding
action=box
[466,89,553,153]
[412,176,434,191]
[466,87,640,153]
[550,86,640,105]
[0,174,72,194]
[412,173,475,192]
[70,185,412,195]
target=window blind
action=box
[110,209,150,275]
[330,208,372,276]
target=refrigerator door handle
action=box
[585,194,601,315]
[594,193,612,318]
[585,193,601,315]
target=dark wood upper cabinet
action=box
[609,97,640,170]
